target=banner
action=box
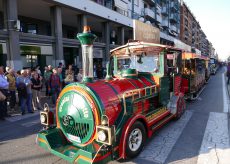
[133,20,160,43]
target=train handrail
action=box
[122,85,158,115]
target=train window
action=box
[129,55,159,73]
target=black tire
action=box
[125,121,146,159]
[175,97,185,120]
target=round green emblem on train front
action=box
[57,91,95,145]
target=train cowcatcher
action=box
[36,26,186,164]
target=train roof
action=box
[110,41,183,57]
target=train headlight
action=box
[97,130,107,142]
[40,113,47,124]
[96,125,115,145]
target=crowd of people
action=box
[0,63,83,120]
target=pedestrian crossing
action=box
[197,112,230,164]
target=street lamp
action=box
[77,26,97,82]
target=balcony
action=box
[144,0,155,6]
[161,19,168,27]
[156,14,162,23]
[170,25,177,32]
[170,14,178,23]
[161,7,168,16]
[171,1,179,11]
[156,4,162,14]
[144,8,155,20]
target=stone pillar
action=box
[102,22,110,62]
[117,27,125,45]
[77,14,87,69]
[50,6,64,67]
[3,0,21,70]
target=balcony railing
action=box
[161,19,168,27]
[170,25,177,32]
[170,14,179,22]
[156,14,162,23]
[144,8,155,20]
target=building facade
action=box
[0,0,216,71]
[180,0,215,57]
[0,0,133,71]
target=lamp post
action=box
[77,26,97,82]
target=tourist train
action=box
[37,27,210,164]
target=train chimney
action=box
[77,26,97,82]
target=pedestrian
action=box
[77,68,83,82]
[16,69,33,115]
[6,68,16,110]
[4,66,11,76]
[44,66,52,96]
[31,72,42,111]
[0,66,9,120]
[64,64,74,85]
[57,67,63,89]
[35,65,41,75]
[49,68,61,106]
[227,62,230,84]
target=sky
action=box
[183,0,230,60]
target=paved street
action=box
[0,67,229,164]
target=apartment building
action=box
[180,1,193,46]
[0,0,133,70]
[0,0,199,71]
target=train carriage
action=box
[204,56,211,82]
[209,57,219,75]
[37,27,186,164]
[181,53,206,100]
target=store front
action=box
[20,44,53,73]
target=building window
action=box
[20,22,37,34]
[27,24,37,34]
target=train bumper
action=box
[36,128,113,164]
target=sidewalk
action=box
[7,90,53,117]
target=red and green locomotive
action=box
[37,27,186,164]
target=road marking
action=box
[197,112,230,164]
[222,69,229,113]
[137,110,193,163]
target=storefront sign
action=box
[133,20,160,43]
[20,45,41,55]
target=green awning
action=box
[20,45,41,55]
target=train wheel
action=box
[125,121,146,159]
[175,97,185,120]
